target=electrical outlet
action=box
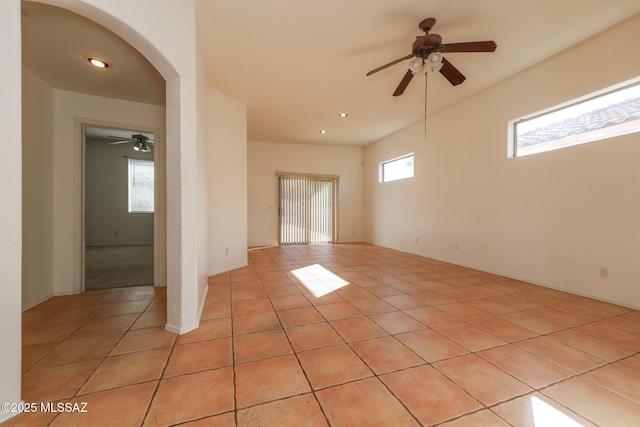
[599,266,608,278]
[114,230,119,236]
[415,238,419,244]
[225,247,229,255]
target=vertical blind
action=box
[277,172,339,245]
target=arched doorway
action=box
[27,0,206,334]
[21,1,168,300]
[3,1,205,417]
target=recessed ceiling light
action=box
[320,130,327,134]
[339,113,348,118]
[86,57,110,69]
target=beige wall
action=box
[364,15,640,309]
[85,138,155,246]
[206,89,248,275]
[22,67,55,310]
[196,23,209,323]
[248,140,364,247]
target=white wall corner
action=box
[164,280,208,335]
[0,0,24,414]
[22,293,55,312]
[205,87,249,275]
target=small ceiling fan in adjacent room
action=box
[366,17,497,96]
[107,133,154,152]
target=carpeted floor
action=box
[85,245,154,290]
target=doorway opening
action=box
[277,172,339,245]
[84,125,155,290]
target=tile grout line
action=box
[226,272,239,426]
[262,249,335,427]
[19,244,640,425]
[23,287,162,426]
[271,249,426,426]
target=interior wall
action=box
[0,0,23,420]
[196,23,209,322]
[206,89,248,274]
[364,14,640,309]
[85,137,154,246]
[248,140,364,247]
[22,67,55,310]
[51,89,165,295]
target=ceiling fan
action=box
[107,133,154,152]
[367,18,497,96]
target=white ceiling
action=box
[21,1,640,146]
[21,1,165,106]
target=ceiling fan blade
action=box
[366,54,414,76]
[393,69,414,96]
[439,41,497,53]
[439,57,466,86]
[107,140,133,145]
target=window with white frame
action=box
[128,158,154,213]
[379,153,414,183]
[511,80,640,157]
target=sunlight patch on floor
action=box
[291,264,349,297]
[531,396,584,427]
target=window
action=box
[511,80,640,157]
[380,153,414,182]
[128,159,154,213]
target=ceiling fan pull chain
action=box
[424,72,428,139]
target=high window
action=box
[128,159,154,213]
[511,80,640,157]
[380,153,414,182]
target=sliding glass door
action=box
[277,172,338,245]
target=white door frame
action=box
[79,119,167,292]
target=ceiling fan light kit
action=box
[132,140,151,152]
[409,57,424,75]
[427,52,444,72]
[107,133,154,152]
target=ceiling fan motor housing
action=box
[412,34,442,56]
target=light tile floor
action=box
[9,243,640,426]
